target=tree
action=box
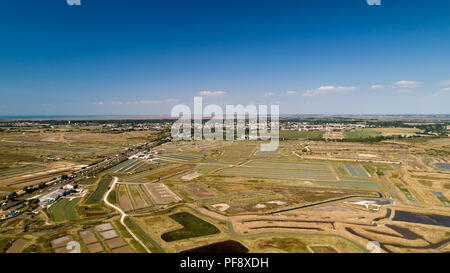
[8,192,17,200]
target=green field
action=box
[372,127,422,135]
[219,144,256,163]
[335,165,349,176]
[161,212,219,242]
[48,198,69,222]
[48,197,80,222]
[343,127,422,140]
[63,198,80,220]
[362,164,376,175]
[107,189,117,205]
[279,130,324,140]
[78,177,98,185]
[343,129,378,139]
[399,187,417,202]
[86,177,112,204]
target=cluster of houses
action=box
[281,122,366,131]
[100,122,172,132]
[0,209,17,220]
[129,149,160,160]
[171,121,279,141]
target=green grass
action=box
[335,165,349,176]
[220,144,255,163]
[0,237,14,252]
[107,189,117,204]
[433,193,450,207]
[438,198,450,207]
[279,130,324,140]
[397,137,430,144]
[399,188,416,202]
[63,198,80,221]
[161,212,219,242]
[343,129,378,139]
[48,198,70,222]
[78,177,98,185]
[362,164,376,175]
[86,177,112,204]
[125,217,165,253]
[113,219,146,253]
[257,237,309,253]
[372,127,422,135]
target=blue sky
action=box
[0,0,449,115]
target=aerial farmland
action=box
[0,117,449,254]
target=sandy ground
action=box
[182,172,203,181]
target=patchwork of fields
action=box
[4,133,449,254]
[116,184,153,212]
[85,177,113,204]
[48,198,80,222]
[218,160,337,181]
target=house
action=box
[0,209,16,219]
[39,189,66,203]
[63,182,78,191]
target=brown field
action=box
[100,230,119,240]
[87,243,104,253]
[6,238,29,253]
[1,123,449,254]
[308,245,339,253]
[51,235,73,249]
[145,183,181,204]
[184,183,216,199]
[142,164,193,180]
[95,223,114,232]
[106,237,127,249]
[112,246,133,253]
[80,230,98,244]
[129,184,148,208]
[118,185,133,211]
[0,128,158,188]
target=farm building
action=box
[63,182,78,191]
[39,188,76,204]
[0,209,17,219]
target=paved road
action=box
[103,177,151,253]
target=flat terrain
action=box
[0,121,449,253]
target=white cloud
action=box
[263,92,276,97]
[165,98,179,103]
[93,98,176,105]
[440,80,450,86]
[393,80,421,89]
[441,87,450,92]
[285,90,298,95]
[371,84,385,89]
[302,86,358,97]
[127,100,163,105]
[197,90,226,97]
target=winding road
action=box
[103,177,151,253]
